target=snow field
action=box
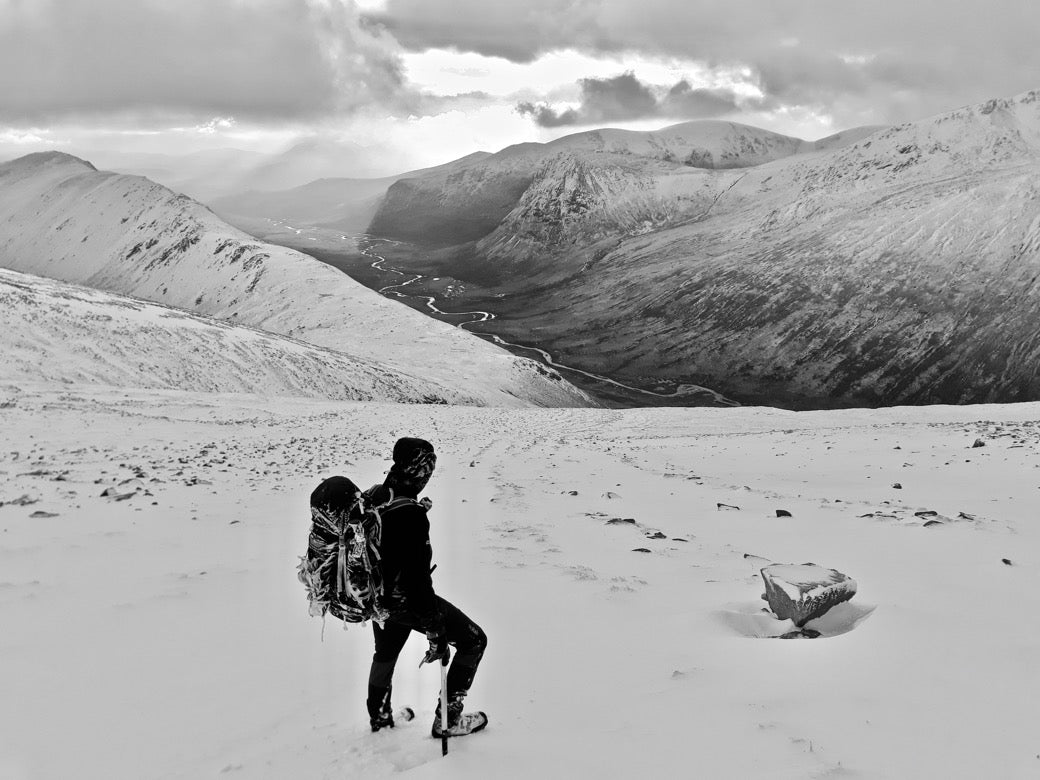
[1,386,1038,779]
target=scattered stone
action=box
[743,553,771,566]
[229,520,241,525]
[717,502,740,511]
[760,563,857,627]
[958,511,977,520]
[566,490,578,496]
[1002,558,1013,566]
[914,510,938,518]
[100,487,136,501]
[923,520,944,527]
[606,517,636,525]
[632,548,652,553]
[779,628,822,640]
[645,531,667,539]
[1,494,39,507]
[30,510,59,518]
[892,483,903,489]
[972,438,986,448]
[671,537,689,542]
[775,509,792,517]
[604,491,621,499]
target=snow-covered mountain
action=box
[0,152,592,408]
[0,268,488,403]
[368,90,1040,407]
[368,120,828,248]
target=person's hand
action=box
[420,631,449,666]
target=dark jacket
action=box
[370,485,443,632]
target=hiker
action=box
[366,437,489,738]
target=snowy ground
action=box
[1,384,1038,779]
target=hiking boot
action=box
[431,696,488,738]
[367,684,395,732]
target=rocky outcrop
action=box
[760,564,857,627]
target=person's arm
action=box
[397,507,444,632]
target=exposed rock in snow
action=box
[0,152,593,408]
[760,563,858,627]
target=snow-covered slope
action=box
[0,152,592,408]
[0,268,484,403]
[2,384,1038,779]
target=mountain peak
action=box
[1,150,97,173]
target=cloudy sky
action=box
[3,0,1040,176]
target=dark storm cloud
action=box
[517,73,741,127]
[365,0,1040,125]
[0,0,409,123]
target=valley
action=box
[249,219,737,407]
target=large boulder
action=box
[760,564,857,627]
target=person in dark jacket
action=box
[366,437,488,738]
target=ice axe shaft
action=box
[440,656,449,756]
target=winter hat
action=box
[387,437,436,491]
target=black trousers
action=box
[367,596,487,716]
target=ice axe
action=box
[439,654,449,757]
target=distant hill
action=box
[0,152,593,408]
[368,120,825,247]
[209,152,492,234]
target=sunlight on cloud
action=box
[401,48,754,100]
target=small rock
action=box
[604,491,621,499]
[3,494,39,507]
[1002,558,1013,566]
[632,548,652,553]
[30,510,59,518]
[958,511,977,520]
[717,502,740,511]
[923,520,943,527]
[566,490,579,496]
[914,510,938,518]
[775,509,792,517]
[892,483,903,489]
[972,439,986,448]
[645,531,667,539]
[606,517,636,525]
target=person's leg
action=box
[367,620,413,729]
[440,598,487,700]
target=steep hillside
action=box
[0,152,592,408]
[450,89,1040,407]
[0,268,478,403]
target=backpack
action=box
[297,476,418,626]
